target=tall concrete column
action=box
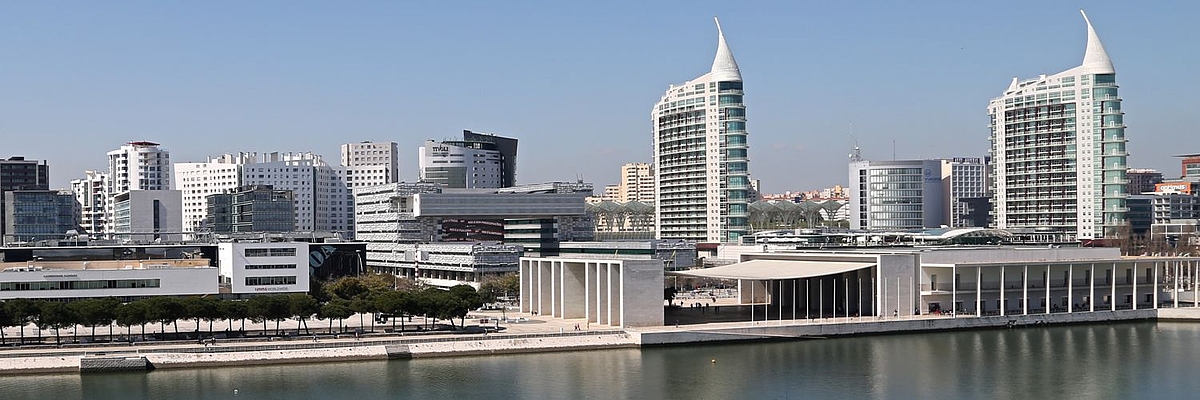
[1022,264,1029,315]
[1067,264,1074,313]
[1000,266,1006,317]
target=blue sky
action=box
[2,1,1197,192]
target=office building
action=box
[463,130,518,187]
[987,12,1127,241]
[1,190,80,244]
[241,152,352,235]
[849,160,945,230]
[112,190,183,243]
[0,156,49,192]
[418,131,518,189]
[341,141,400,188]
[1127,169,1163,195]
[174,153,255,235]
[0,156,51,244]
[1177,153,1200,179]
[1126,194,1154,237]
[943,158,988,227]
[355,181,594,282]
[206,185,296,233]
[70,170,109,237]
[367,242,523,287]
[217,242,311,297]
[652,18,751,243]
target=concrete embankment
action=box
[633,308,1165,345]
[401,333,637,358]
[0,356,79,375]
[145,345,389,369]
[0,331,637,375]
[6,308,1200,375]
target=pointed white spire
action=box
[711,17,742,81]
[1080,10,1115,74]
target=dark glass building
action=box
[206,185,296,233]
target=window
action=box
[244,248,297,257]
[245,276,297,286]
[0,279,160,291]
[245,264,298,270]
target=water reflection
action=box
[2,322,1199,399]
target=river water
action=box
[4,321,1199,399]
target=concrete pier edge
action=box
[2,308,1199,375]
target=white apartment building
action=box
[341,141,400,188]
[988,11,1127,241]
[174,153,255,234]
[106,141,171,234]
[70,170,109,237]
[942,158,988,228]
[242,152,352,235]
[652,18,751,243]
[618,162,656,203]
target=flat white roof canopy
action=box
[670,259,875,280]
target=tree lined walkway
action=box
[0,274,493,347]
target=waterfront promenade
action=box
[4,305,1200,375]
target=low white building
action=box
[0,259,216,300]
[218,242,310,296]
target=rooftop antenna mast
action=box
[848,122,862,162]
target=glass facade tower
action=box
[653,18,751,243]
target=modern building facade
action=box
[418,139,505,189]
[942,158,988,228]
[341,141,400,189]
[367,242,523,287]
[462,130,518,187]
[1177,153,1200,179]
[0,156,49,192]
[70,170,109,237]
[653,18,751,243]
[107,141,171,194]
[206,185,296,233]
[418,131,517,189]
[988,12,1127,241]
[107,141,171,235]
[174,153,255,235]
[354,181,595,283]
[241,152,352,235]
[1127,168,1164,195]
[1,190,80,244]
[849,159,945,230]
[217,242,311,297]
[1,156,51,244]
[670,247,1200,321]
[617,163,656,203]
[112,190,183,243]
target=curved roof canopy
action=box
[670,259,874,280]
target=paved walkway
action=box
[0,309,613,357]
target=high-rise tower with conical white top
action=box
[988,11,1126,241]
[652,17,751,243]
